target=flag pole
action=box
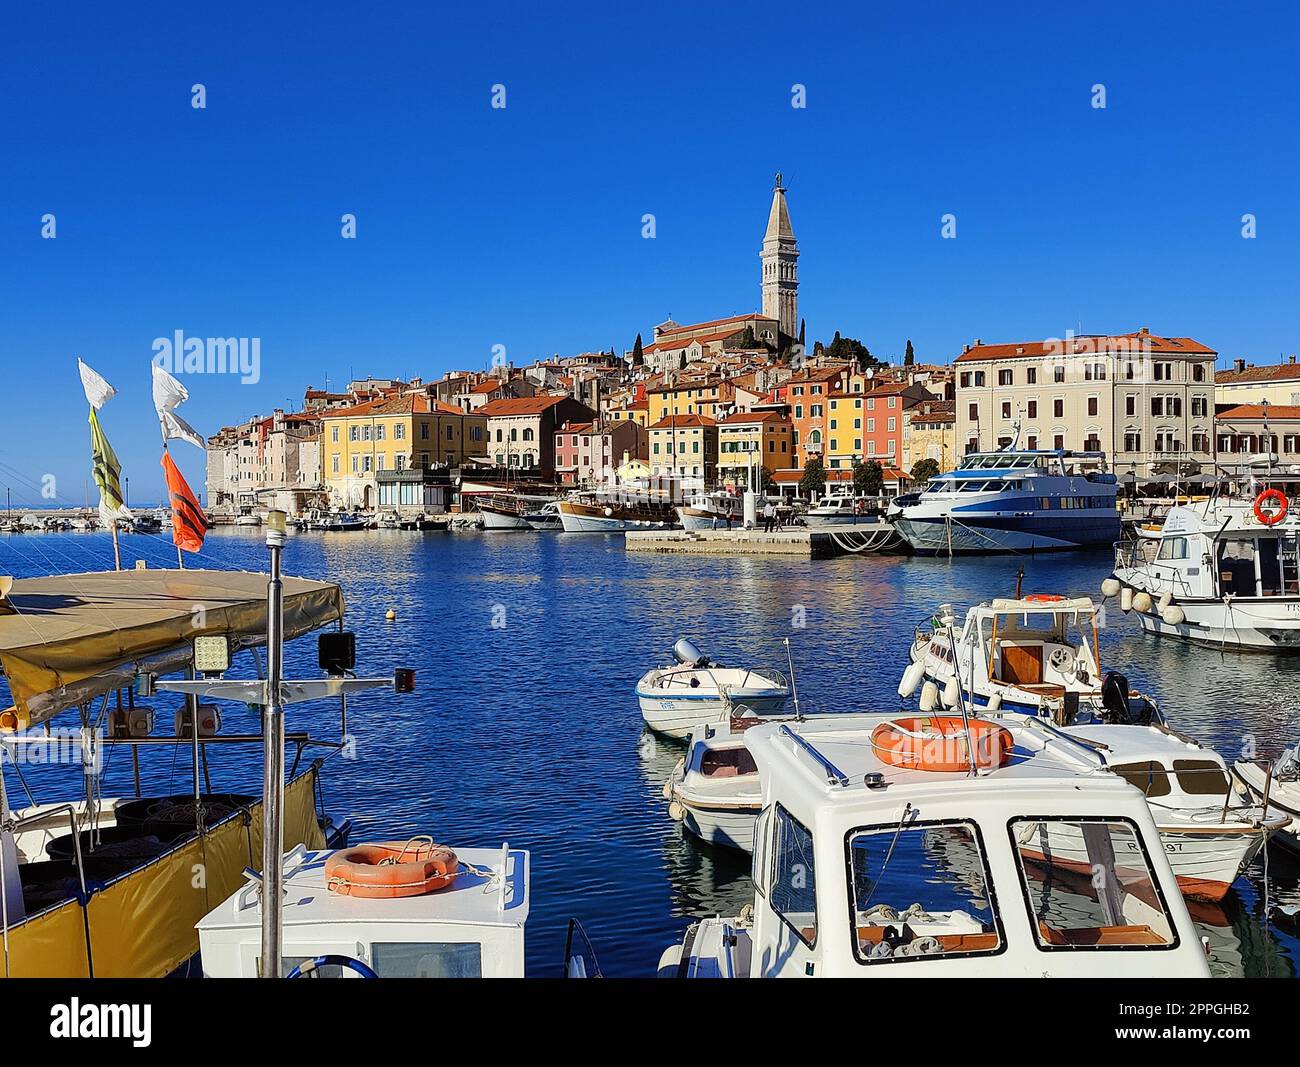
[111,520,121,571]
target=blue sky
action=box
[0,1,1296,504]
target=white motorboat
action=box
[1109,480,1300,651]
[801,493,888,528]
[676,491,745,531]
[472,493,549,531]
[636,639,790,739]
[900,596,1161,724]
[1056,724,1288,902]
[233,511,262,527]
[198,839,530,977]
[889,443,1120,554]
[646,714,1211,977]
[1233,740,1300,856]
[313,511,368,532]
[665,717,764,851]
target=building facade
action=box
[954,330,1217,475]
[648,414,718,484]
[717,411,794,489]
[1215,356,1300,407]
[478,395,596,478]
[553,419,647,485]
[902,399,955,473]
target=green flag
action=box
[89,407,128,520]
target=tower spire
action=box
[760,172,799,340]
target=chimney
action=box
[1138,326,1150,336]
[1233,358,1246,373]
[1290,354,1297,366]
[963,343,971,353]
[973,339,982,347]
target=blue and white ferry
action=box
[889,443,1119,554]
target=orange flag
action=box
[161,450,209,553]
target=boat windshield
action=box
[1010,818,1177,949]
[848,821,1003,965]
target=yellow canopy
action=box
[0,569,344,730]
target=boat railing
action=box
[560,917,605,978]
[777,724,850,787]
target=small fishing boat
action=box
[233,511,262,527]
[636,639,790,739]
[1108,476,1300,651]
[523,501,563,531]
[377,510,402,529]
[676,491,744,531]
[198,838,530,977]
[664,716,764,851]
[900,596,1161,724]
[637,714,1212,977]
[314,511,367,532]
[473,493,546,531]
[1233,740,1300,856]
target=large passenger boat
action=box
[557,490,679,533]
[889,445,1120,555]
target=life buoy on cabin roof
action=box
[324,838,459,899]
[871,716,1014,773]
[1254,488,1288,527]
[1023,594,1066,603]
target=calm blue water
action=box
[2,527,1298,977]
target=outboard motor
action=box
[672,638,710,668]
[1100,671,1142,725]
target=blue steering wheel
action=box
[285,954,379,979]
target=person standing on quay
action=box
[762,500,777,533]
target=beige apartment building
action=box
[1215,355,1300,407]
[901,399,955,473]
[954,330,1217,476]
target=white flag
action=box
[78,358,116,410]
[151,363,206,450]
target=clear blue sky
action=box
[1,1,1296,504]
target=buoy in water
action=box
[1100,577,1121,598]
[919,680,940,712]
[898,661,925,699]
[385,608,396,621]
[1133,591,1153,614]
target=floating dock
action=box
[624,528,838,558]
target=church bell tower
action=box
[760,172,799,341]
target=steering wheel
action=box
[285,954,378,979]
[1048,647,1074,672]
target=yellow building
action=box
[902,399,955,475]
[646,378,735,424]
[717,411,793,488]
[648,414,717,485]
[321,393,486,508]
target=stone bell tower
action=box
[760,171,799,340]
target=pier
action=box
[624,528,838,558]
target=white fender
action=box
[1133,591,1153,614]
[941,677,960,708]
[668,800,685,821]
[1157,591,1173,611]
[919,681,940,713]
[898,661,925,699]
[1160,605,1186,626]
[1100,577,1121,598]
[1120,587,1133,612]
[985,691,1002,712]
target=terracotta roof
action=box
[1215,361,1300,384]
[719,410,790,425]
[469,379,504,394]
[649,414,716,430]
[954,332,1217,363]
[322,393,461,419]
[655,313,770,338]
[647,377,731,395]
[478,395,571,416]
[1217,405,1300,420]
[643,328,746,354]
[556,421,596,435]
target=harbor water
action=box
[2,528,1298,977]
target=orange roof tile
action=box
[954,332,1216,363]
[649,414,716,430]
[478,395,572,417]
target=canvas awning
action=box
[0,569,344,730]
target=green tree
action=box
[854,459,884,496]
[679,352,687,370]
[822,331,882,373]
[757,466,776,494]
[904,339,915,366]
[798,318,806,352]
[911,457,940,484]
[799,455,826,499]
[631,333,644,366]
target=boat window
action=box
[1109,761,1172,798]
[1217,539,1257,596]
[1156,536,1189,561]
[1009,818,1178,951]
[769,804,817,947]
[370,941,483,977]
[846,821,1003,965]
[1172,759,1231,796]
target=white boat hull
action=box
[679,802,759,852]
[677,507,735,532]
[1125,593,1300,651]
[479,508,532,531]
[637,693,788,739]
[1232,760,1300,856]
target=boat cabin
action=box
[197,843,530,977]
[732,715,1208,976]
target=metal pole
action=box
[260,511,287,978]
[188,667,203,837]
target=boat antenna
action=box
[945,625,981,777]
[783,636,803,720]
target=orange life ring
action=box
[324,839,459,899]
[871,716,1014,773]
[1024,594,1065,603]
[1254,488,1288,526]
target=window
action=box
[959,373,971,388]
[421,423,430,440]
[999,369,1013,386]
[331,426,339,443]
[376,424,386,441]
[1124,431,1142,452]
[1087,396,1098,417]
[1026,435,1038,450]
[847,821,1003,965]
[1053,434,1064,450]
[371,942,482,978]
[973,371,985,387]
[1026,367,1037,384]
[395,423,406,440]
[1054,365,1065,384]
[1173,759,1231,796]
[1053,399,1064,418]
[1027,401,1038,419]
[887,417,896,432]
[1191,395,1208,418]
[331,455,339,474]
[1125,395,1136,417]
[1154,361,1173,381]
[1009,818,1177,950]
[769,805,816,947]
[968,404,978,421]
[1001,402,1012,420]
[1193,364,1206,382]
[1156,535,1190,561]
